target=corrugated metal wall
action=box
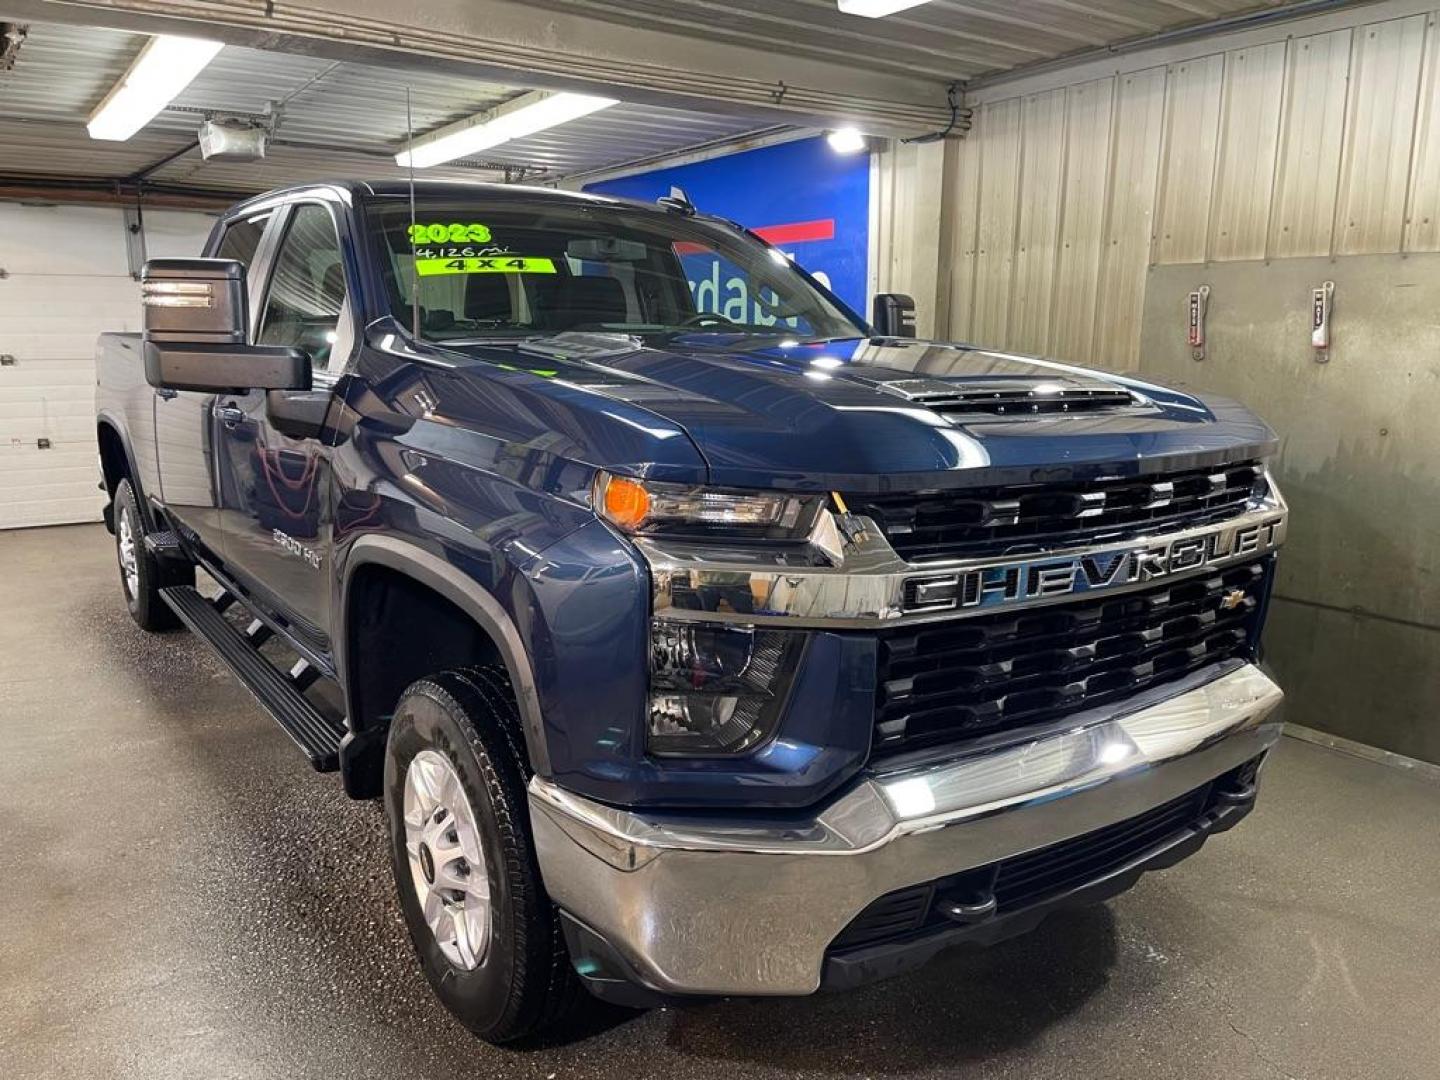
[893,4,1440,367]
[870,138,953,339]
[867,0,1440,765]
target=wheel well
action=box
[98,422,129,493]
[341,564,506,797]
[97,422,130,532]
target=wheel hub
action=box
[402,749,492,970]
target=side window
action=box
[214,211,271,268]
[257,204,348,369]
[674,241,816,334]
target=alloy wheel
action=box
[402,749,492,970]
[117,508,139,600]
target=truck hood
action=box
[445,332,1278,492]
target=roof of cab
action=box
[221,178,671,220]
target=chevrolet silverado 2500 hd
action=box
[95,180,1287,1043]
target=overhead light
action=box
[87,35,224,141]
[396,90,619,169]
[826,127,868,153]
[837,0,932,16]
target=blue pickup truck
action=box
[95,179,1287,1042]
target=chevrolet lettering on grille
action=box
[904,513,1286,615]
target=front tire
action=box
[384,667,582,1044]
[113,479,183,631]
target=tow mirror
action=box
[872,293,917,338]
[141,258,309,394]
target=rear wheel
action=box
[113,479,183,631]
[384,667,583,1043]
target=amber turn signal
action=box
[601,475,651,531]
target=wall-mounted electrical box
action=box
[1312,280,1334,361]
[1187,285,1209,361]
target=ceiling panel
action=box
[0,20,781,194]
[0,1,1317,197]
[515,0,1297,82]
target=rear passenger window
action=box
[214,211,271,267]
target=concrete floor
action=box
[3,523,1439,1080]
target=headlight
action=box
[594,471,823,540]
[648,620,806,756]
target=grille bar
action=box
[848,461,1263,563]
[872,560,1267,760]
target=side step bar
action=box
[143,529,183,560]
[160,585,346,771]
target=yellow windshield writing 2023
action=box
[415,256,558,277]
[408,222,492,245]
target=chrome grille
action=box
[848,461,1263,564]
[871,560,1268,762]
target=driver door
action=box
[215,199,352,653]
[153,209,275,557]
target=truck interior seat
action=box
[534,275,628,330]
[464,273,514,321]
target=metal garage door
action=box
[0,203,214,529]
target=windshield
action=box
[364,196,866,344]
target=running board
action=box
[160,585,345,771]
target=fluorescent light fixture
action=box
[396,90,619,169]
[837,0,932,17]
[87,35,224,141]
[826,127,868,153]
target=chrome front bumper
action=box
[529,662,1284,997]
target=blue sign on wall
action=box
[584,136,871,318]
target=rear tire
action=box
[384,667,583,1044]
[113,479,183,632]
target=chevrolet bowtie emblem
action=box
[1219,589,1248,611]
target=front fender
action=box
[339,534,554,775]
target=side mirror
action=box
[872,293,917,338]
[141,258,309,394]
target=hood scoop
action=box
[875,376,1147,419]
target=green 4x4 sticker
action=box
[415,256,557,276]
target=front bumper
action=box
[529,662,1284,999]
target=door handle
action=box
[216,404,246,426]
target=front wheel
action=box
[384,667,582,1043]
[113,479,184,631]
